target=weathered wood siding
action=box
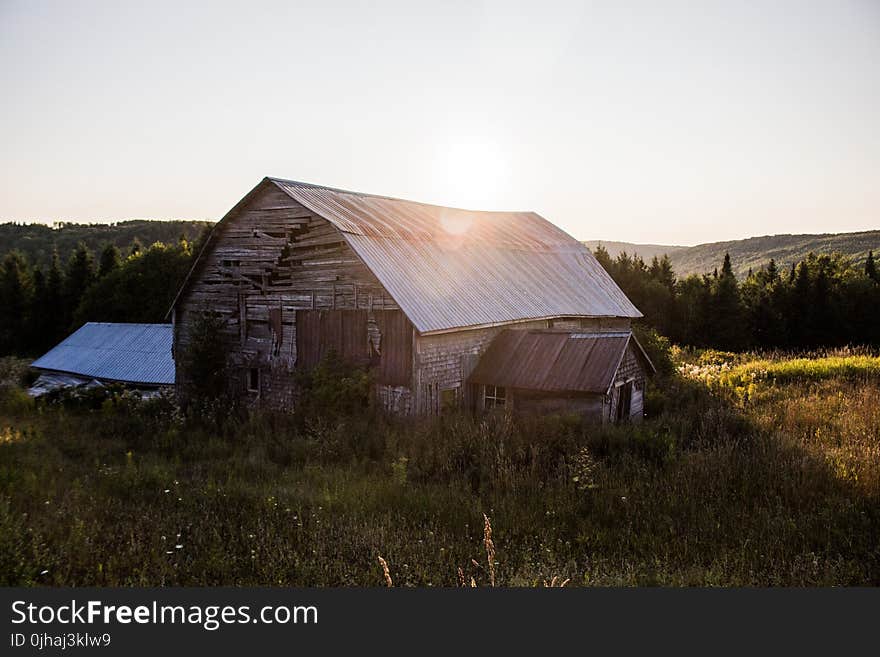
[607,343,647,422]
[173,183,408,411]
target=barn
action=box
[169,177,654,422]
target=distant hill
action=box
[0,220,213,268]
[585,230,880,279]
[582,240,689,263]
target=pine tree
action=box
[766,258,779,283]
[592,244,613,271]
[866,250,878,282]
[46,249,64,344]
[98,243,122,277]
[710,253,747,349]
[721,252,734,279]
[28,266,48,352]
[657,254,676,291]
[63,242,96,332]
[0,251,33,354]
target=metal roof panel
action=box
[31,323,174,385]
[468,330,634,394]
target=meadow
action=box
[0,349,878,587]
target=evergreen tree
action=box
[592,244,613,271]
[657,254,676,291]
[28,266,49,352]
[0,251,33,354]
[45,249,65,344]
[766,258,779,283]
[866,250,878,282]
[63,242,96,332]
[709,253,747,349]
[98,243,122,277]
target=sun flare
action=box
[432,140,511,211]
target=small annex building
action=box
[169,177,655,422]
[468,330,654,421]
[29,322,174,397]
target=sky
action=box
[0,1,878,245]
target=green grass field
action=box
[1,351,878,586]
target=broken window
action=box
[247,368,260,393]
[269,306,283,357]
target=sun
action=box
[432,139,511,211]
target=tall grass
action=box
[0,355,878,586]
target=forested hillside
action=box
[586,230,880,279]
[593,246,880,350]
[0,220,212,268]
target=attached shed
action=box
[29,322,174,396]
[169,177,651,420]
[468,330,655,422]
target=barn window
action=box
[440,387,458,411]
[222,259,241,268]
[247,368,260,393]
[484,385,506,408]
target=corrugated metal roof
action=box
[468,330,647,394]
[270,178,642,334]
[31,323,174,385]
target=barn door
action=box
[616,380,633,422]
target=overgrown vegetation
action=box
[1,349,877,586]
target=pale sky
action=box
[1,1,878,245]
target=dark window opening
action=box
[222,259,241,268]
[616,380,632,422]
[248,368,260,393]
[441,387,458,411]
[484,385,506,408]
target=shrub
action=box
[0,385,34,415]
[295,350,373,419]
[177,310,230,404]
[633,325,675,377]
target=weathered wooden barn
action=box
[169,177,654,422]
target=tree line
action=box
[1,227,878,357]
[0,233,206,356]
[594,246,880,350]
[0,220,210,269]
